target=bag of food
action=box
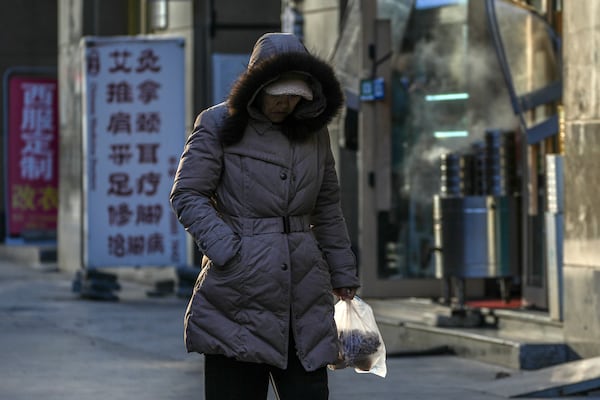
[329,296,387,378]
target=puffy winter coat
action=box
[170,33,360,372]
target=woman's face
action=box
[259,92,301,123]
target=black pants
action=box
[204,337,329,400]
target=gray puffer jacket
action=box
[170,33,360,371]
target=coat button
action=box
[281,263,288,271]
[280,172,287,180]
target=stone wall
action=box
[562,1,600,357]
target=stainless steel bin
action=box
[434,195,519,279]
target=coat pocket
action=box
[209,236,247,282]
[200,248,247,310]
[211,252,242,277]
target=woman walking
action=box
[170,32,360,400]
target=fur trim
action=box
[221,51,344,146]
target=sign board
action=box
[81,36,187,268]
[360,77,385,101]
[4,70,59,242]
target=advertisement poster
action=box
[81,36,187,268]
[5,72,59,241]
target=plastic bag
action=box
[329,296,387,378]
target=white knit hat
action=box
[264,73,313,100]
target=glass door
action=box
[359,0,478,298]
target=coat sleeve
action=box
[169,109,241,267]
[310,130,360,290]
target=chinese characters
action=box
[6,76,59,237]
[84,39,185,266]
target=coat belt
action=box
[225,215,312,236]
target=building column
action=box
[562,0,600,357]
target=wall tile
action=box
[563,1,600,36]
[564,64,599,120]
[562,265,600,357]
[563,123,600,266]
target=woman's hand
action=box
[333,287,357,301]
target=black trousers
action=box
[204,336,329,400]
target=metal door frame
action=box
[356,0,440,298]
[485,0,563,312]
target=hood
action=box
[220,33,345,145]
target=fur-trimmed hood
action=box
[221,33,345,145]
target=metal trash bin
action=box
[433,195,518,279]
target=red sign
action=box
[6,75,59,239]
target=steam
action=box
[393,2,518,203]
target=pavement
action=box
[0,258,596,400]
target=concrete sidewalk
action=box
[0,259,587,400]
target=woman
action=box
[170,32,360,400]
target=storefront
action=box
[332,0,563,316]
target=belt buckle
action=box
[282,216,291,234]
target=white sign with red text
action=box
[81,36,187,268]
